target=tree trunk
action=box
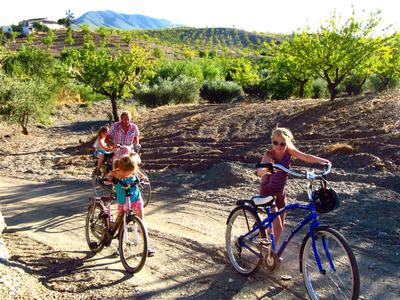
[20,114,29,135]
[111,96,119,122]
[383,77,390,90]
[299,80,307,98]
[328,83,337,101]
[22,126,29,135]
[354,76,368,96]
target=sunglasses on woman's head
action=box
[273,141,286,147]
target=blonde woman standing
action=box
[257,127,331,242]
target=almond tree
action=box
[372,33,400,90]
[265,32,316,98]
[8,31,18,44]
[305,11,388,100]
[65,27,75,46]
[97,27,111,46]
[64,45,154,121]
[122,31,134,47]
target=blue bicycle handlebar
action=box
[255,162,331,179]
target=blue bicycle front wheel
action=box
[301,227,360,300]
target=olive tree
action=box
[0,73,55,134]
[65,45,154,121]
[0,47,64,134]
[0,47,9,67]
[43,29,56,48]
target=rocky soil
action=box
[0,91,399,299]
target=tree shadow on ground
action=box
[51,120,110,134]
[0,179,92,232]
[6,248,135,293]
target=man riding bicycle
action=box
[105,111,140,159]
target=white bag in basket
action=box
[132,153,141,165]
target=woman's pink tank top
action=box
[259,151,291,196]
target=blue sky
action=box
[1,0,398,33]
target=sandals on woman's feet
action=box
[147,247,155,257]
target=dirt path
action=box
[1,175,399,299]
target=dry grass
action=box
[324,143,356,155]
[55,87,83,105]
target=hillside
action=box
[136,27,280,49]
[9,26,282,56]
[10,30,177,57]
[0,91,399,299]
[74,10,179,30]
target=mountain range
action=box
[74,10,181,30]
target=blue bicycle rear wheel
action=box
[226,206,266,275]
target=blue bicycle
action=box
[225,163,360,300]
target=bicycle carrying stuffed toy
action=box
[312,180,340,213]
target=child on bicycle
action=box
[106,155,155,257]
[256,127,331,242]
[93,126,113,174]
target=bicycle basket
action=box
[312,188,340,213]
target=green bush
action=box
[221,57,260,89]
[201,80,243,103]
[241,83,265,97]
[62,82,104,103]
[342,73,368,96]
[172,75,200,104]
[199,59,224,81]
[136,75,200,107]
[155,58,224,85]
[258,69,296,100]
[258,69,298,100]
[366,74,399,93]
[157,59,203,82]
[311,78,329,99]
[3,46,56,79]
[152,47,166,59]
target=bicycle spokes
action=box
[119,216,147,273]
[226,207,265,275]
[303,228,359,300]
